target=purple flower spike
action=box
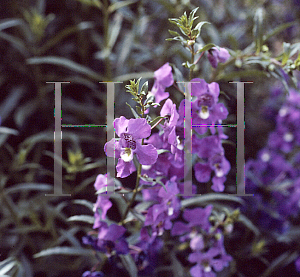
[207,47,230,68]
[150,62,174,104]
[105,116,158,178]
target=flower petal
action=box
[114,116,128,137]
[104,139,120,158]
[127,118,151,139]
[116,158,136,178]
[135,143,158,165]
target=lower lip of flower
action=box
[215,163,224,177]
[283,132,293,142]
[261,152,270,162]
[121,148,133,162]
[199,106,209,119]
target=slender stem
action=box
[189,44,195,81]
[120,163,142,224]
[194,51,205,65]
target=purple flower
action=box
[188,238,232,277]
[150,62,174,104]
[171,205,213,237]
[295,256,300,272]
[193,135,230,192]
[96,222,129,255]
[82,271,104,277]
[93,174,114,228]
[178,79,228,135]
[160,98,179,146]
[105,116,158,178]
[144,177,180,235]
[207,47,230,68]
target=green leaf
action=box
[238,214,260,236]
[5,183,52,194]
[67,215,95,224]
[141,81,148,94]
[119,254,138,277]
[157,149,170,155]
[263,21,296,43]
[253,8,265,53]
[0,127,19,136]
[196,43,217,54]
[182,61,195,69]
[72,199,94,211]
[33,247,93,258]
[108,13,123,49]
[157,179,167,192]
[75,0,103,9]
[168,30,180,37]
[0,258,18,276]
[136,106,142,115]
[261,251,298,277]
[126,102,140,119]
[38,22,94,54]
[108,0,137,14]
[149,116,165,128]
[27,56,104,80]
[181,193,245,208]
[193,21,210,37]
[188,7,199,25]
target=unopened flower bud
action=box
[188,40,195,46]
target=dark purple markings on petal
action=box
[121,133,137,149]
[197,93,214,108]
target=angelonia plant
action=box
[80,7,300,277]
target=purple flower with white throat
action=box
[207,47,230,68]
[160,98,179,147]
[187,79,228,134]
[105,116,158,178]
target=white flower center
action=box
[121,148,133,162]
[284,132,293,142]
[204,265,212,272]
[261,152,270,162]
[200,106,209,119]
[142,165,152,170]
[176,136,184,150]
[168,207,174,216]
[215,163,224,177]
[279,107,288,117]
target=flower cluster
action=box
[172,205,232,277]
[82,10,235,275]
[245,85,300,232]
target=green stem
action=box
[103,0,112,80]
[120,138,144,225]
[189,44,195,81]
[120,162,142,225]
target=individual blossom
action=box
[193,135,230,192]
[149,62,174,104]
[207,47,230,68]
[93,174,114,228]
[295,256,300,273]
[160,98,179,147]
[105,116,158,178]
[191,79,228,126]
[96,221,129,255]
[144,177,181,236]
[82,271,104,277]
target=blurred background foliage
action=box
[0,0,300,276]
